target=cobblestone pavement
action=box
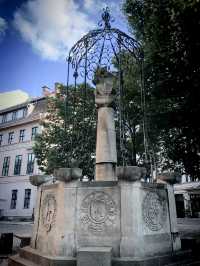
[0,219,200,265]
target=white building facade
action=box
[174,181,200,218]
[0,95,46,219]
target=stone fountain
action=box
[9,72,182,266]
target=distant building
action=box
[174,181,200,218]
[0,91,46,220]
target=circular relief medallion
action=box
[142,192,167,231]
[41,194,57,232]
[80,191,117,233]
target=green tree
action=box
[118,57,144,166]
[110,51,146,167]
[33,84,96,178]
[123,0,200,180]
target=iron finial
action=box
[98,7,114,29]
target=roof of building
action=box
[0,96,46,130]
[174,181,200,192]
[0,90,30,111]
[0,96,45,115]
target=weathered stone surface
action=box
[77,247,112,266]
[54,168,82,182]
[9,246,76,266]
[96,107,117,164]
[31,181,78,257]
[8,247,192,266]
[29,175,52,186]
[96,163,117,181]
[117,166,146,181]
[166,184,181,251]
[95,72,116,108]
[120,181,173,258]
[29,179,180,261]
[31,181,121,257]
[76,182,121,257]
[95,73,117,181]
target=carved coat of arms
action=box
[41,194,57,232]
[142,192,167,231]
[80,191,117,233]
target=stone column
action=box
[94,71,117,181]
[166,184,181,251]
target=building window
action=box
[26,153,35,174]
[19,129,25,142]
[7,113,12,122]
[2,156,10,176]
[12,111,17,121]
[18,109,23,119]
[14,155,22,175]
[23,108,27,117]
[2,114,7,123]
[0,134,2,146]
[24,189,31,209]
[31,127,38,140]
[10,190,18,209]
[8,132,14,144]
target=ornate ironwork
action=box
[65,7,146,168]
[67,7,142,80]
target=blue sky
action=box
[0,0,129,97]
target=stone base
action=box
[8,246,76,266]
[8,246,194,266]
[16,180,181,263]
[77,246,112,266]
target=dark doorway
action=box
[175,194,185,218]
[190,194,200,218]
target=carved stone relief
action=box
[80,191,117,233]
[142,192,167,231]
[41,194,57,232]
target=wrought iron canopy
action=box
[67,7,143,80]
[65,7,152,171]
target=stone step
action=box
[166,258,200,266]
[112,250,193,266]
[10,247,200,266]
[19,246,76,266]
[19,246,43,265]
[8,254,38,266]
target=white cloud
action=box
[13,0,124,61]
[13,0,94,61]
[0,17,7,42]
[84,0,94,10]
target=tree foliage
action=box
[115,55,145,166]
[33,84,96,178]
[123,0,200,180]
[34,72,145,178]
